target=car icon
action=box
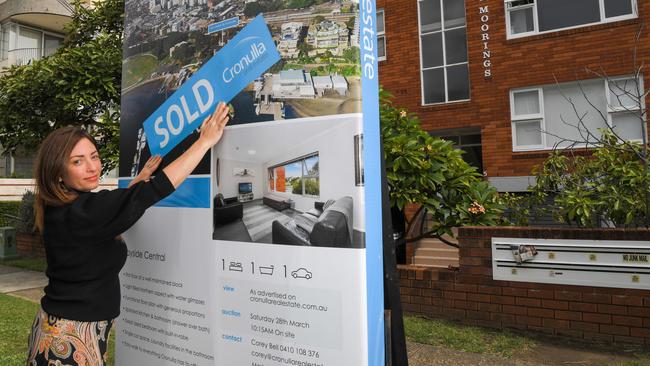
[291,268,312,279]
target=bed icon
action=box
[228,262,243,272]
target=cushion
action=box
[285,221,311,242]
[322,199,336,210]
[305,208,322,218]
[215,194,225,207]
[294,214,318,233]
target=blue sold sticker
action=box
[143,15,281,157]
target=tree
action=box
[381,89,503,247]
[508,133,649,228]
[0,0,124,174]
[504,29,649,228]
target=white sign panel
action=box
[118,0,384,365]
[493,237,650,289]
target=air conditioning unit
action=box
[0,227,17,260]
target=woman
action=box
[26,102,230,366]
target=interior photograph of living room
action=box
[211,114,365,249]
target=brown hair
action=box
[33,126,98,233]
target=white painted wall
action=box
[215,158,264,199]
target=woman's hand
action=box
[139,155,162,180]
[198,102,230,149]
[128,155,162,188]
[162,101,230,188]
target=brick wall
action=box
[377,0,650,178]
[17,233,44,258]
[399,227,650,345]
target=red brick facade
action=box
[377,0,650,179]
[16,232,44,258]
[399,227,650,345]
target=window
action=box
[1,24,64,65]
[1,23,9,61]
[15,27,43,66]
[377,9,386,61]
[17,27,41,51]
[510,89,545,149]
[437,131,483,172]
[505,0,637,38]
[510,76,645,151]
[607,77,646,141]
[44,34,63,57]
[269,153,320,197]
[418,0,470,105]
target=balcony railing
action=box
[6,47,60,66]
[11,48,40,66]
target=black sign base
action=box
[380,141,409,366]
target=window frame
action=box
[510,76,647,152]
[377,8,386,61]
[4,22,65,64]
[504,0,537,38]
[0,22,8,61]
[505,0,638,39]
[605,75,647,143]
[268,152,320,198]
[417,0,470,106]
[510,87,546,151]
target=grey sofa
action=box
[272,196,353,248]
[213,194,243,227]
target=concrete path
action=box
[0,264,47,299]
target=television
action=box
[238,182,252,194]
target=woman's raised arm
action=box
[163,101,229,188]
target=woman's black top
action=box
[41,172,175,321]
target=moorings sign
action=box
[479,0,492,78]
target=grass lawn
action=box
[0,295,646,366]
[123,54,159,89]
[0,293,38,365]
[404,315,535,357]
[405,315,650,365]
[0,293,115,365]
[0,257,46,272]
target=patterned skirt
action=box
[26,308,113,366]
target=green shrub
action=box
[381,89,503,239]
[290,178,320,196]
[15,191,35,233]
[0,201,21,227]
[505,130,650,228]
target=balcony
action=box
[0,0,73,33]
[0,47,60,70]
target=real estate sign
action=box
[118,1,383,365]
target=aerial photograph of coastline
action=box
[120,0,362,177]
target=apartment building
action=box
[0,0,74,176]
[377,0,649,192]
